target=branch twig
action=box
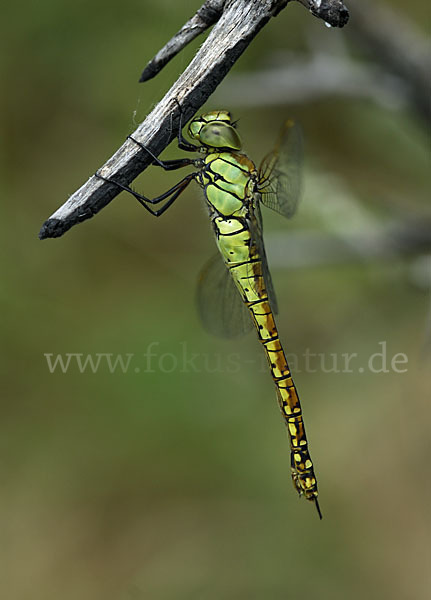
[39,0,349,240]
[139,0,225,83]
[139,0,349,82]
[296,0,349,27]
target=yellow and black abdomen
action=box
[201,149,320,514]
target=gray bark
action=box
[39,0,349,240]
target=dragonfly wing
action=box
[250,202,278,314]
[257,120,303,219]
[262,249,278,315]
[196,253,254,338]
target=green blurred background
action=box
[1,1,430,599]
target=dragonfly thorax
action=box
[188,110,242,151]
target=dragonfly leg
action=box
[172,98,199,152]
[127,136,195,171]
[94,172,195,217]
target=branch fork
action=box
[39,0,349,240]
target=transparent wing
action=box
[257,120,303,219]
[250,202,278,314]
[196,253,254,338]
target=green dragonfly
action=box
[96,107,321,518]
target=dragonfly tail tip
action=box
[314,498,323,520]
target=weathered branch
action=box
[218,0,429,120]
[139,0,225,82]
[139,0,349,83]
[39,0,350,240]
[296,0,349,27]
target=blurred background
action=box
[1,1,430,598]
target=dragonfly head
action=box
[188,110,242,151]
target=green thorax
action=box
[202,151,256,216]
[187,110,256,215]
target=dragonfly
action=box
[96,106,321,518]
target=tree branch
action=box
[39,0,350,240]
[139,0,349,83]
[139,0,226,83]
[295,0,349,27]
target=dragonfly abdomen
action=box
[246,293,319,506]
[219,239,320,510]
[199,139,320,516]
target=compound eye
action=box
[199,122,242,150]
[188,119,204,141]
